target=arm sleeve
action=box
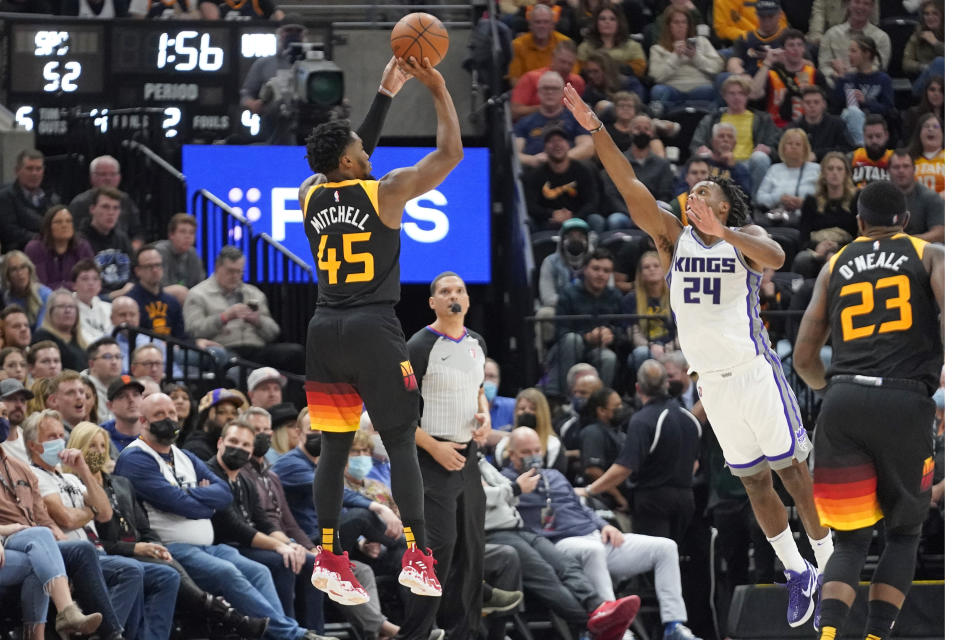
[250,288,280,342]
[97,515,137,557]
[901,33,922,75]
[356,92,393,157]
[538,257,560,308]
[693,39,725,74]
[343,488,373,510]
[211,503,259,546]
[755,165,782,209]
[689,115,713,154]
[648,46,677,83]
[523,168,553,225]
[246,478,280,535]
[615,415,651,470]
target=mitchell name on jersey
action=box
[307,203,372,234]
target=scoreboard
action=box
[3,16,333,142]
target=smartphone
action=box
[686,37,697,49]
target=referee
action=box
[406,271,491,640]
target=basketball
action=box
[390,12,449,66]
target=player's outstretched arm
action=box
[299,173,326,212]
[793,262,832,391]
[562,84,680,250]
[378,57,463,227]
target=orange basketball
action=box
[390,12,449,66]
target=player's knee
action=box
[739,468,774,493]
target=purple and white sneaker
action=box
[784,559,818,627]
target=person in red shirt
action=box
[511,40,585,121]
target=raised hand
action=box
[562,83,601,132]
[380,56,413,96]
[397,56,445,93]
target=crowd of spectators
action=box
[0,0,282,19]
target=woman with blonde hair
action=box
[33,288,88,371]
[794,151,858,275]
[1,251,52,329]
[495,388,566,473]
[756,128,820,222]
[65,422,264,638]
[26,377,55,416]
[624,251,676,373]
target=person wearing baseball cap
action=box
[102,375,146,453]
[248,367,287,410]
[182,388,248,461]
[0,377,35,464]
[713,0,787,43]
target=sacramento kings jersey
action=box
[826,233,942,393]
[667,226,772,374]
[303,179,401,308]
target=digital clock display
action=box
[111,26,232,75]
[9,24,105,94]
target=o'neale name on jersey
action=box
[837,251,909,280]
[309,205,370,233]
[673,256,737,274]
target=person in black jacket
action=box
[206,419,330,636]
[0,150,60,252]
[65,421,268,638]
[581,360,702,544]
[791,86,853,161]
[181,388,247,459]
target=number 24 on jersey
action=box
[316,232,374,284]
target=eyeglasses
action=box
[134,361,164,368]
[95,354,123,361]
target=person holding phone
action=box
[648,5,724,113]
[184,246,305,374]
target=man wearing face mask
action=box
[580,360,703,545]
[555,370,603,454]
[578,387,633,512]
[535,218,594,352]
[504,427,703,640]
[206,420,334,638]
[483,358,516,433]
[272,418,400,551]
[115,393,332,640]
[240,407,401,640]
[23,409,149,639]
[602,115,674,212]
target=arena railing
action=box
[119,136,189,240]
[111,322,305,392]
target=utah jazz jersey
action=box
[826,233,942,392]
[668,226,773,374]
[303,179,400,308]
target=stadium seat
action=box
[664,107,710,166]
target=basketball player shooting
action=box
[563,84,833,629]
[299,54,462,618]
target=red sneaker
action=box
[587,595,641,639]
[310,547,369,605]
[398,544,443,597]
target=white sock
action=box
[808,532,834,573]
[767,525,807,574]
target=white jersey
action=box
[667,226,772,374]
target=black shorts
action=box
[813,378,936,533]
[305,305,420,434]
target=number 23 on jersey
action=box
[839,274,913,342]
[316,232,374,284]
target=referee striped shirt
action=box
[407,326,487,443]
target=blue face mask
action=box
[0,417,9,443]
[40,438,65,467]
[348,455,373,479]
[483,381,498,404]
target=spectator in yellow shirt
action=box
[909,113,945,196]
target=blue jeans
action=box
[167,543,305,640]
[98,553,146,638]
[138,562,181,640]
[240,548,325,632]
[650,84,718,113]
[57,541,125,635]
[586,212,633,233]
[0,527,66,625]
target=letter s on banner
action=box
[402,190,449,243]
